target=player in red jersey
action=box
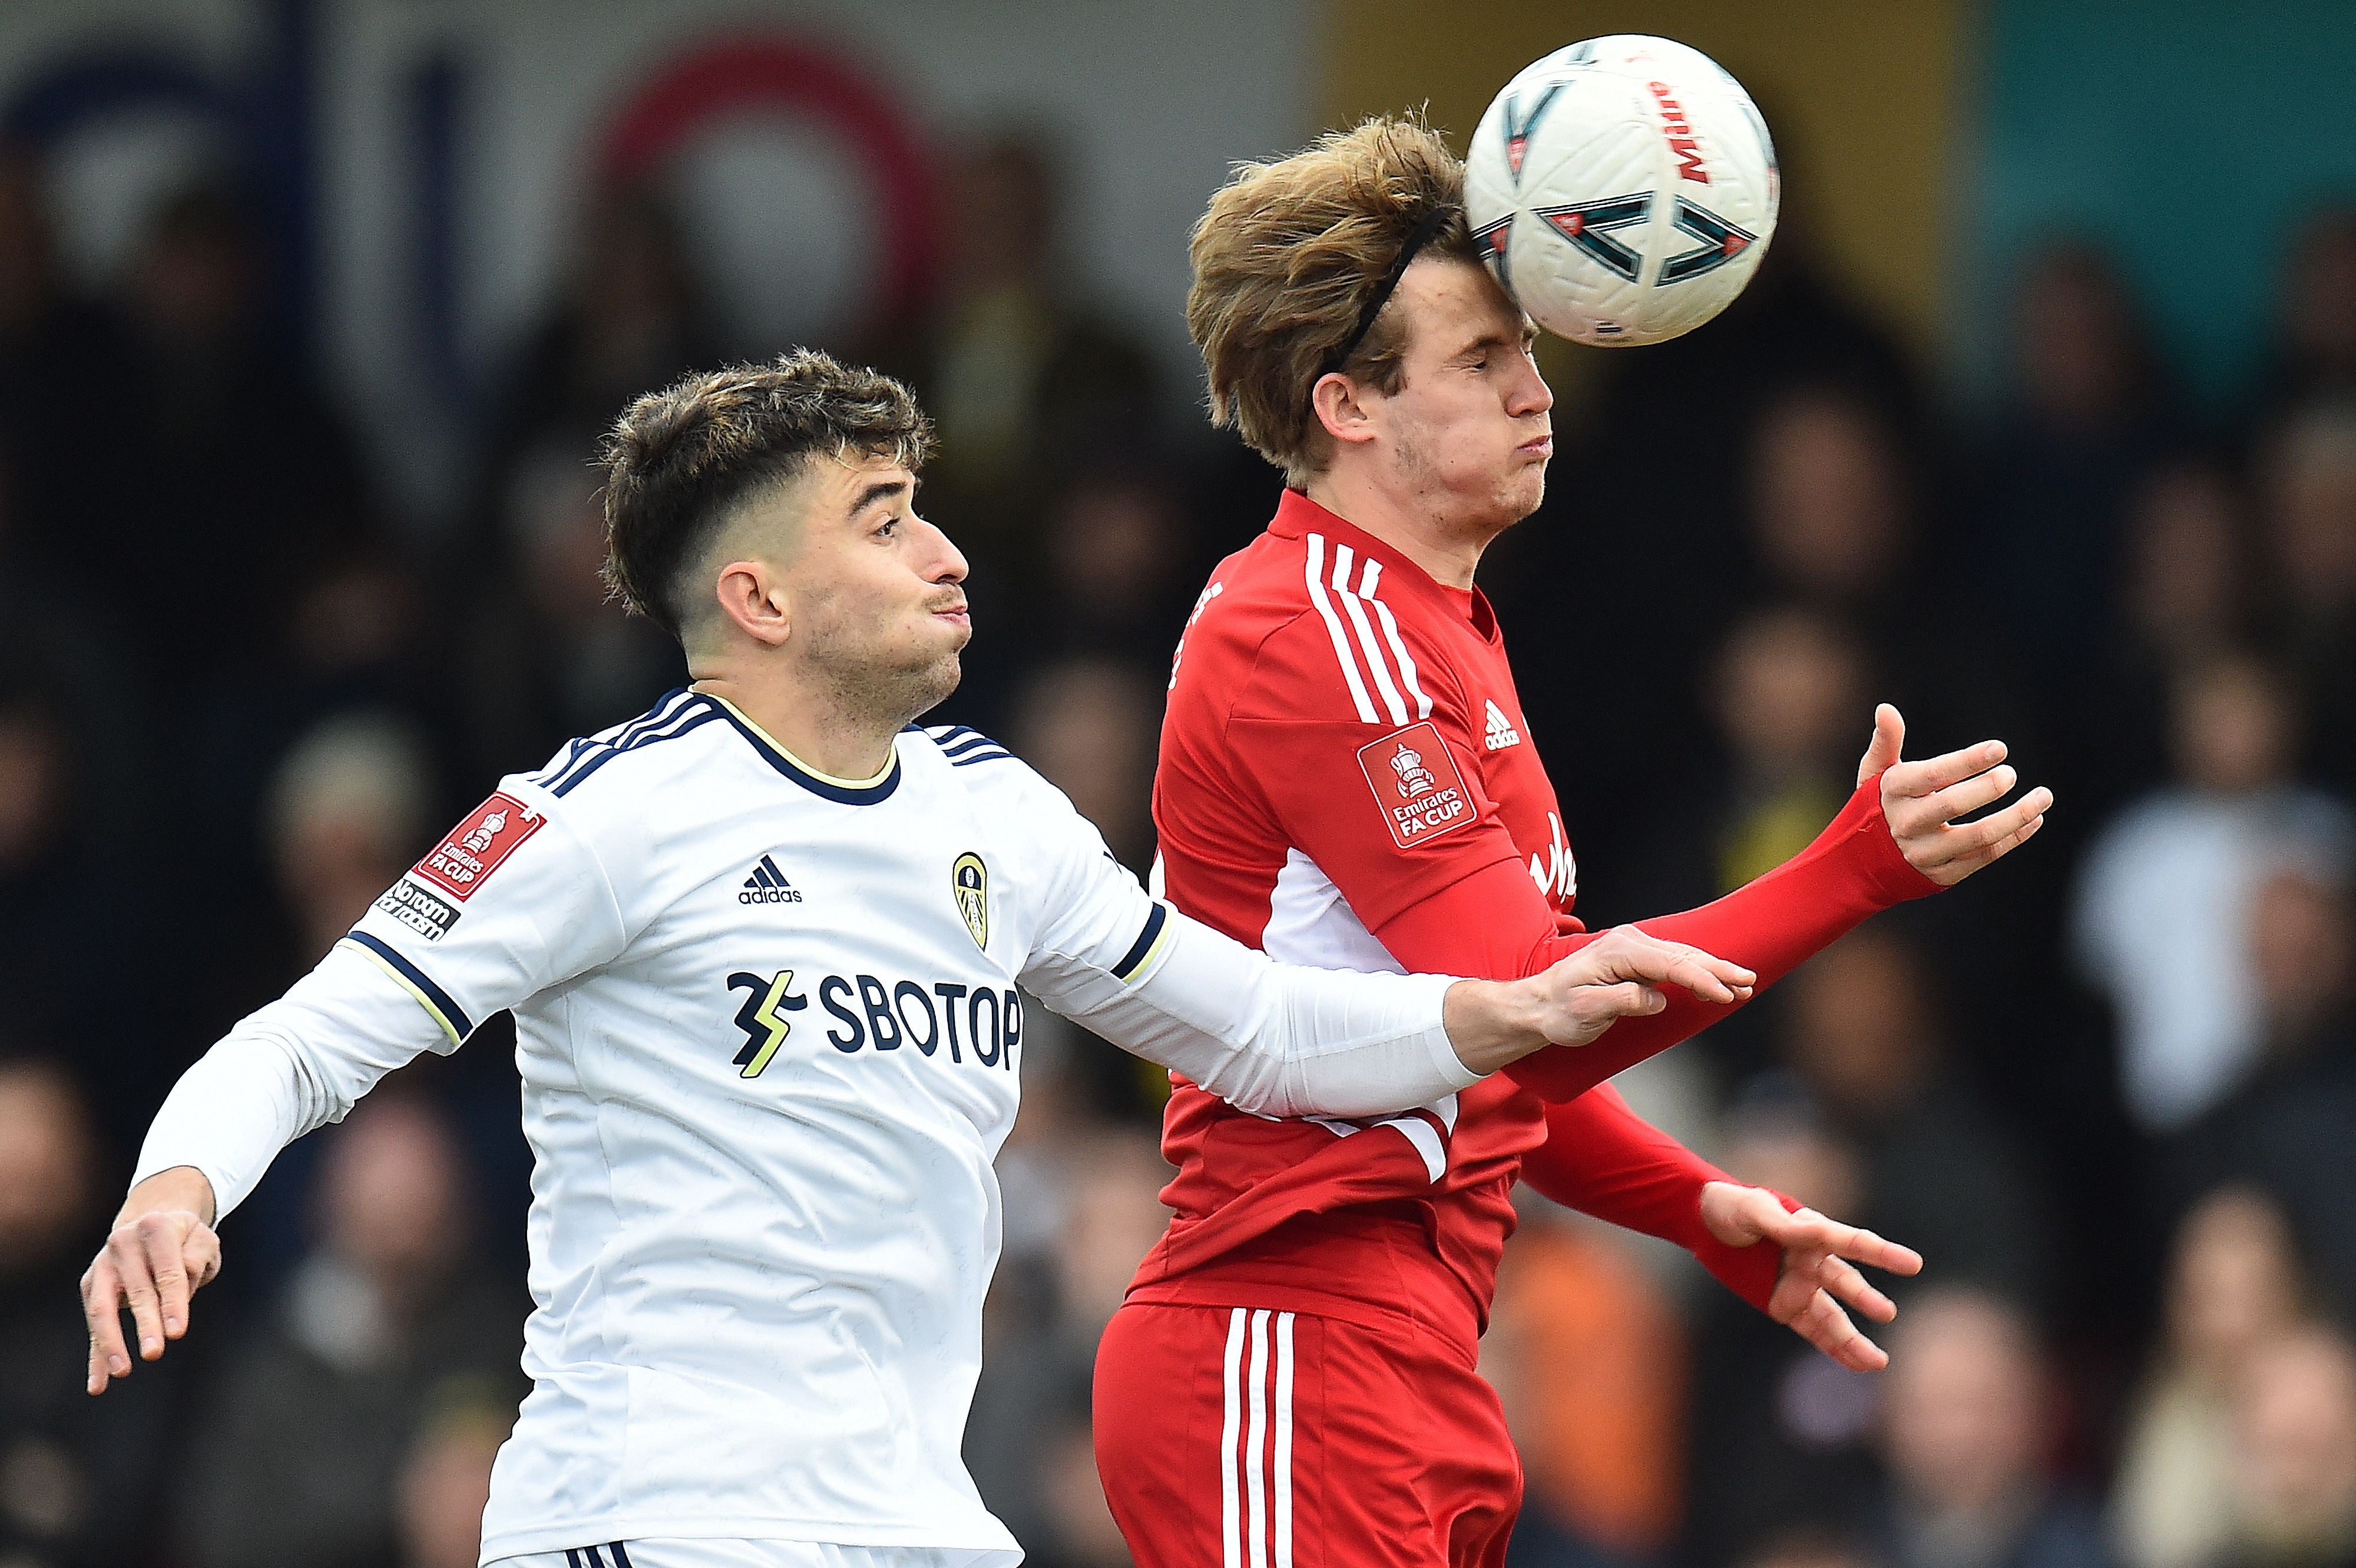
[1093,117,2054,1568]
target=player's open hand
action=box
[1699,1180,1923,1372]
[1857,704,2052,887]
[81,1166,221,1395]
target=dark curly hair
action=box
[598,349,935,639]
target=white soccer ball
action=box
[1465,35,1778,347]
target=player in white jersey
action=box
[79,351,1755,1568]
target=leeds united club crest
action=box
[952,852,989,950]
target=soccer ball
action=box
[1464,35,1778,346]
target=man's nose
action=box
[916,516,968,584]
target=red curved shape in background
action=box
[597,35,939,335]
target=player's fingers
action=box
[1911,764,2019,834]
[187,1226,224,1292]
[1831,1224,1923,1277]
[80,1258,130,1392]
[1799,1289,1888,1373]
[1937,786,2054,854]
[107,1232,167,1362]
[1819,1254,1898,1323]
[138,1218,194,1340]
[1598,929,1755,993]
[1885,740,2006,802]
[1923,803,2050,885]
[1854,703,1904,788]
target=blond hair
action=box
[1186,114,1472,485]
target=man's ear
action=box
[1310,370,1382,450]
[713,561,792,648]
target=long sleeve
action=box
[1025,898,1476,1119]
[133,779,628,1217]
[133,945,456,1217]
[1517,1085,1799,1312]
[1374,771,1935,1103]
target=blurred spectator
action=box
[0,144,131,581]
[1737,1524,1886,1568]
[0,664,124,1064]
[98,174,370,682]
[1682,1083,1882,1568]
[2071,650,2355,1132]
[1491,1209,1688,1567]
[2253,401,2356,787]
[1024,1371,1134,1568]
[177,1091,526,1568]
[1867,1288,2110,1568]
[878,128,1160,573]
[2113,1187,2312,1568]
[1010,657,1163,876]
[392,1383,512,1568]
[2255,210,2356,419]
[2074,458,2256,816]
[2219,1322,2356,1568]
[1703,603,1870,889]
[1780,925,2053,1309]
[968,1127,1167,1554]
[0,1058,183,1568]
[475,184,719,503]
[266,713,437,964]
[955,464,1205,719]
[1735,383,2023,779]
[1973,242,2180,670]
[458,440,683,777]
[2170,863,2356,1312]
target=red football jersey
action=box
[1130,489,1588,1345]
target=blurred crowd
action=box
[1,105,2354,1568]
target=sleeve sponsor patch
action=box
[413,792,547,901]
[1357,721,1477,851]
[375,875,461,940]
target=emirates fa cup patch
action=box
[1358,722,1476,851]
[952,852,990,950]
[414,792,547,901]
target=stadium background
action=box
[2,2,2354,1566]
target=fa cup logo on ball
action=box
[1391,743,1437,799]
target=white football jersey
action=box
[134,687,1481,1566]
[370,690,1167,1560]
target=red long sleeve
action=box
[1515,1086,1800,1312]
[1374,770,1937,1104]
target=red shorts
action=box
[1093,1301,1522,1568]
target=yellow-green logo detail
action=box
[952,852,988,951]
[726,970,808,1077]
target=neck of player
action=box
[1303,468,1498,591]
[689,667,901,782]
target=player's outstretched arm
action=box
[1025,896,1754,1120]
[1445,924,1756,1073]
[1697,1180,1925,1372]
[82,1166,220,1394]
[1485,703,2050,1102]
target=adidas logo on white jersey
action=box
[739,854,803,905]
[1483,701,1523,752]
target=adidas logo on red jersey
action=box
[1483,701,1523,752]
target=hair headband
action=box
[1323,204,1456,378]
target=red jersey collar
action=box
[1269,489,1496,638]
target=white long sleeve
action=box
[1025,902,1480,1118]
[133,944,452,1218]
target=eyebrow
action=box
[848,479,909,521]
